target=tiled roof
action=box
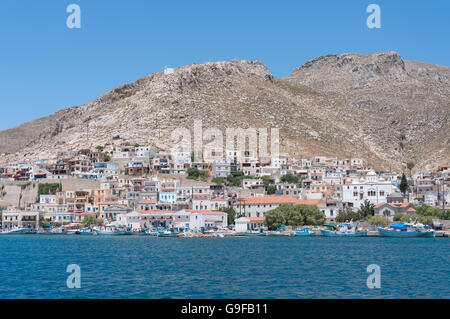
[186,209,226,214]
[137,210,174,214]
[236,196,320,206]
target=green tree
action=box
[266,185,276,195]
[336,206,363,222]
[226,171,245,187]
[367,215,391,226]
[407,160,415,177]
[280,173,299,184]
[187,167,200,179]
[212,177,224,185]
[223,207,237,225]
[38,183,62,196]
[83,216,97,227]
[199,170,210,181]
[264,208,288,230]
[399,173,408,196]
[264,204,325,229]
[357,199,375,219]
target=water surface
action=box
[0,236,448,298]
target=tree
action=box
[367,215,390,226]
[38,183,62,196]
[407,161,415,177]
[357,200,375,219]
[187,167,200,179]
[399,173,408,196]
[266,185,276,195]
[264,204,325,229]
[226,171,245,187]
[83,216,97,227]
[280,173,299,184]
[198,170,210,181]
[264,208,288,230]
[222,207,237,225]
[336,206,363,222]
[212,177,224,185]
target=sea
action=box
[0,235,448,299]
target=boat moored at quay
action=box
[378,223,436,238]
[320,223,368,237]
[0,227,34,235]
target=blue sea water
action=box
[0,236,448,299]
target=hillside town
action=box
[0,144,449,235]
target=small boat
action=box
[0,227,33,235]
[266,230,293,236]
[245,229,267,236]
[94,225,128,236]
[77,227,94,235]
[158,229,179,237]
[320,223,367,237]
[378,223,435,238]
[38,227,64,235]
[294,226,315,236]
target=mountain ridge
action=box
[0,52,449,171]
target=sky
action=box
[0,0,449,131]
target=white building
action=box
[235,217,265,232]
[172,209,228,230]
[342,171,395,208]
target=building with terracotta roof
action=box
[233,195,320,218]
[374,203,416,221]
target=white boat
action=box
[320,223,367,237]
[0,227,33,235]
[93,225,129,236]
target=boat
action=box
[158,229,179,237]
[320,223,367,237]
[0,227,34,235]
[294,226,315,236]
[266,230,293,236]
[93,225,128,236]
[245,229,267,236]
[378,223,435,238]
[77,227,94,235]
[38,226,64,235]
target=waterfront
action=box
[0,236,448,299]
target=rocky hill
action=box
[0,52,448,171]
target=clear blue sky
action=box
[0,0,449,130]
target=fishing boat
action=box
[93,225,128,236]
[0,227,33,235]
[294,226,315,236]
[77,227,94,235]
[158,229,179,237]
[38,226,64,235]
[378,223,435,238]
[245,228,267,236]
[320,223,367,237]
